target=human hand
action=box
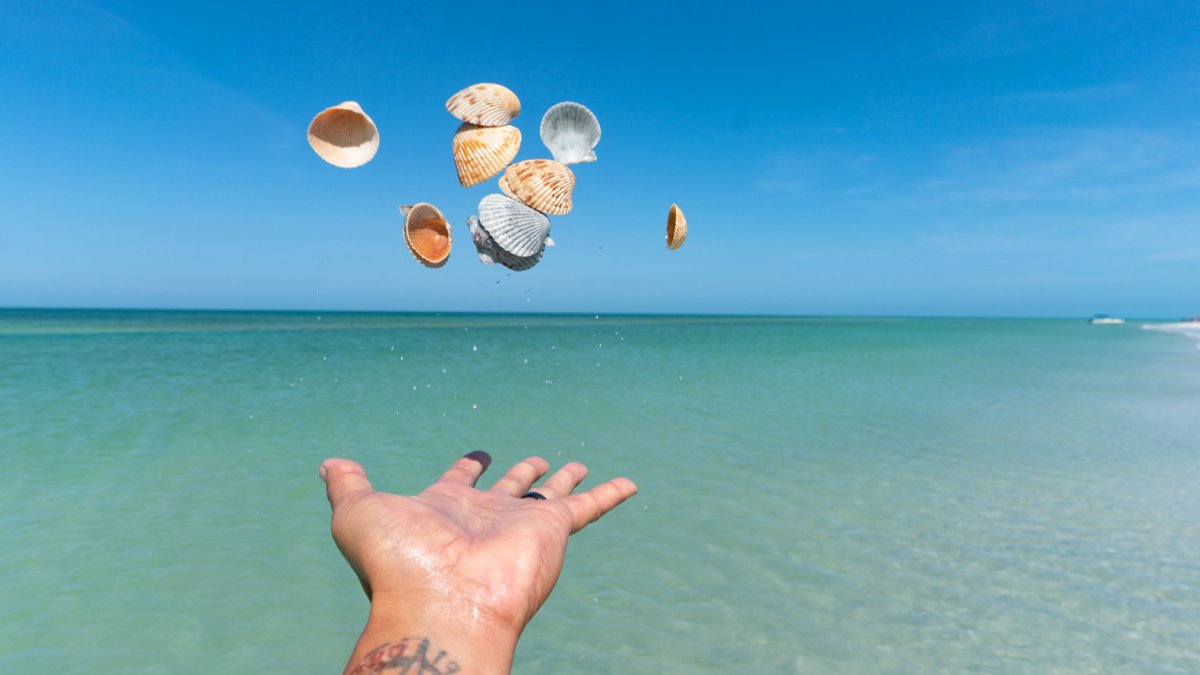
[320,452,637,675]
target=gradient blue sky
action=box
[1,1,1197,316]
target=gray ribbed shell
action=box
[477,194,552,258]
[539,102,600,165]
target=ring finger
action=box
[531,462,588,499]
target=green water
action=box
[2,311,1199,673]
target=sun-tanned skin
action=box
[320,452,638,675]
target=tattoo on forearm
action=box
[349,638,461,675]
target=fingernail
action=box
[319,463,329,481]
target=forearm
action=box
[344,601,521,675]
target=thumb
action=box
[319,458,374,510]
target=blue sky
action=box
[1,0,1197,316]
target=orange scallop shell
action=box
[402,203,452,268]
[666,203,687,250]
[446,83,521,127]
[452,123,521,187]
[498,159,575,216]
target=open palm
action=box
[321,452,637,632]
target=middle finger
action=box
[488,456,550,496]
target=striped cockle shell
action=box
[499,159,575,215]
[666,203,687,250]
[446,83,521,127]
[540,102,600,165]
[467,214,547,272]
[452,123,521,187]
[477,194,552,258]
[401,203,452,268]
[307,101,380,168]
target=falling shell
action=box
[307,101,380,169]
[477,194,552,258]
[666,203,687,250]
[446,83,521,127]
[467,215,548,272]
[540,102,600,165]
[452,123,521,187]
[401,203,452,268]
[499,159,575,215]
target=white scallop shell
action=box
[467,215,546,272]
[307,101,380,168]
[477,194,552,258]
[540,102,600,165]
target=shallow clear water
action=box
[2,311,1199,673]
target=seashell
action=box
[499,159,575,215]
[401,203,452,268]
[452,123,521,187]
[497,171,513,197]
[467,215,546,272]
[666,203,687,250]
[307,101,380,168]
[446,83,521,127]
[477,194,552,258]
[540,102,600,165]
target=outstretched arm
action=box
[319,451,638,675]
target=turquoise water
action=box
[2,310,1199,673]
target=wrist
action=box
[344,596,523,675]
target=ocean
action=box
[2,310,1199,673]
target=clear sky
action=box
[1,1,1197,316]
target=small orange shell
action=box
[499,159,575,216]
[452,123,521,187]
[446,83,521,126]
[402,203,452,268]
[307,101,379,169]
[666,203,687,250]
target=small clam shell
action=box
[540,102,600,165]
[467,214,546,272]
[666,203,687,250]
[499,159,575,215]
[446,83,521,126]
[308,101,380,168]
[402,203,452,268]
[452,123,521,187]
[478,194,552,258]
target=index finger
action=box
[562,477,638,533]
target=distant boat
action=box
[1088,314,1125,325]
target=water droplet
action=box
[471,403,477,410]
[523,358,528,364]
[472,345,478,351]
[442,368,447,374]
